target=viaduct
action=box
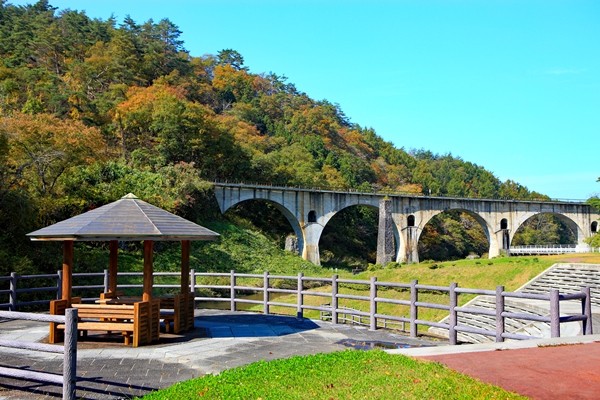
[213,183,600,265]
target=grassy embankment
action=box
[140,349,526,400]
[237,253,600,332]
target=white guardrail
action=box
[509,245,600,255]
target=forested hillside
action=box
[0,1,574,275]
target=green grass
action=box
[140,350,525,400]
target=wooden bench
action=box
[49,299,156,347]
[159,293,195,334]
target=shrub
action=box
[367,263,383,271]
[385,262,401,269]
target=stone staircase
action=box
[430,263,600,343]
[519,264,600,307]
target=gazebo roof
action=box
[27,194,220,241]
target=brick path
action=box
[423,342,600,399]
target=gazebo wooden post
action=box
[62,241,73,305]
[109,240,118,295]
[181,240,190,294]
[181,240,191,329]
[143,240,154,302]
[143,240,157,344]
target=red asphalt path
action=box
[422,342,600,399]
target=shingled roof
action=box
[27,194,220,241]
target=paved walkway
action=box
[0,310,441,399]
[2,310,599,399]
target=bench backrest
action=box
[100,291,125,300]
[72,303,135,320]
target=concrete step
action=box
[429,263,599,344]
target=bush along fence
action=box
[0,270,594,345]
[0,309,78,400]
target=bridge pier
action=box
[376,199,395,266]
[396,226,421,264]
[488,230,504,258]
[301,223,323,265]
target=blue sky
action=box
[9,0,600,200]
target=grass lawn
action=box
[139,350,526,400]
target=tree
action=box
[1,112,106,197]
[217,49,247,71]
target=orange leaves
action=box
[340,128,374,159]
[217,114,265,153]
[1,112,107,195]
[212,64,255,102]
[117,84,186,117]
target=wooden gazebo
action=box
[27,193,219,346]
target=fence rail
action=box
[0,309,78,400]
[0,270,594,345]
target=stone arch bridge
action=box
[213,183,600,265]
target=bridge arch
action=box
[414,208,495,262]
[512,211,581,247]
[319,203,389,265]
[220,198,305,259]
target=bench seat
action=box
[50,299,157,347]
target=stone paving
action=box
[0,310,442,399]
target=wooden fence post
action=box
[263,271,269,315]
[190,269,196,309]
[581,286,593,335]
[410,279,418,337]
[449,282,457,345]
[63,308,78,400]
[550,289,560,338]
[57,270,62,300]
[103,269,109,293]
[230,270,236,312]
[297,272,304,319]
[370,276,377,331]
[369,276,378,331]
[495,285,505,342]
[331,275,338,324]
[9,273,17,311]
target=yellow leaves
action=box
[1,111,107,195]
[396,183,423,195]
[212,64,255,101]
[118,83,186,115]
[216,114,265,152]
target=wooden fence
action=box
[0,270,594,345]
[0,309,78,400]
